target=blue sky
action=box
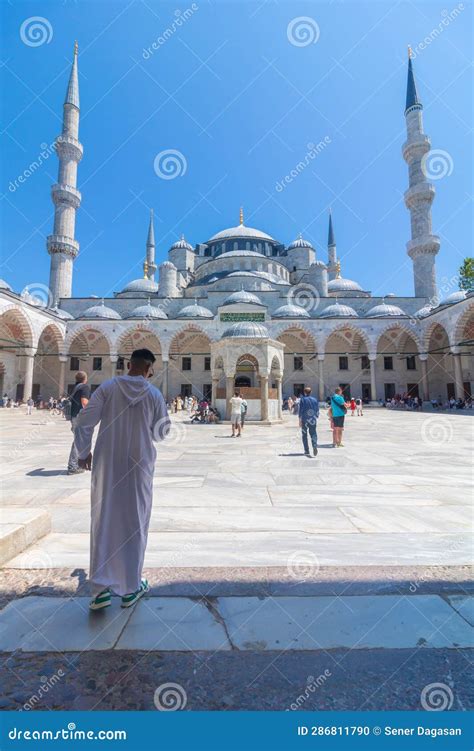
[1,0,472,299]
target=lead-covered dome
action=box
[176,302,214,319]
[51,307,74,320]
[127,301,167,319]
[319,302,358,318]
[328,277,363,294]
[366,303,407,318]
[170,235,193,251]
[79,300,121,320]
[222,289,263,306]
[121,278,159,294]
[273,304,310,318]
[0,279,13,292]
[438,290,467,306]
[208,223,274,242]
[222,322,269,339]
[288,234,314,250]
[413,305,433,319]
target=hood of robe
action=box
[115,375,152,407]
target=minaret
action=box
[327,209,338,280]
[146,209,157,281]
[47,41,83,304]
[402,48,440,300]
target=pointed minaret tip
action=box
[147,209,155,247]
[65,40,80,109]
[328,210,335,247]
[405,46,422,114]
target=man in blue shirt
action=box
[331,386,347,448]
[298,386,319,457]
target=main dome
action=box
[222,322,269,339]
[328,277,363,293]
[121,278,158,294]
[208,223,274,242]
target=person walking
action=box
[74,348,170,611]
[299,386,319,457]
[355,397,363,416]
[330,387,347,448]
[240,396,248,431]
[26,397,34,415]
[350,397,356,416]
[67,371,91,475]
[229,390,243,437]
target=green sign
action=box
[220,312,266,322]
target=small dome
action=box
[122,278,158,294]
[273,304,310,319]
[51,307,74,320]
[319,302,358,318]
[127,301,167,319]
[413,305,433,319]
[222,289,263,306]
[0,279,13,292]
[366,303,407,318]
[208,224,274,242]
[79,300,121,320]
[160,260,177,270]
[176,302,214,319]
[438,290,467,306]
[222,322,269,339]
[386,293,396,298]
[288,234,314,250]
[328,277,363,293]
[170,235,193,251]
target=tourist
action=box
[330,387,346,448]
[26,397,34,415]
[299,385,319,457]
[230,390,243,437]
[74,348,170,611]
[350,397,356,416]
[67,371,90,475]
[240,395,248,430]
[355,397,363,416]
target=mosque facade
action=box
[0,46,472,419]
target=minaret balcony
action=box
[406,235,440,259]
[55,135,83,162]
[402,135,430,163]
[404,183,435,209]
[47,234,80,258]
[51,183,82,209]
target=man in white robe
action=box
[74,348,170,611]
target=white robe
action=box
[74,375,170,596]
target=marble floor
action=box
[0,406,472,568]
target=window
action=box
[70,356,80,371]
[204,356,211,371]
[293,356,303,371]
[339,356,348,371]
[384,383,396,400]
[116,357,125,371]
[384,356,393,370]
[181,384,192,397]
[182,356,191,371]
[406,355,416,370]
[361,355,370,370]
[92,357,102,371]
[293,383,304,397]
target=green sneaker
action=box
[121,579,150,608]
[89,589,111,611]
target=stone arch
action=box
[64,324,114,356]
[422,320,450,354]
[116,325,163,357]
[322,324,371,355]
[168,325,213,401]
[33,323,65,399]
[275,324,318,354]
[0,306,35,351]
[375,323,421,354]
[453,303,474,348]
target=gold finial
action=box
[335,260,341,278]
[74,40,78,55]
[239,206,244,225]
[143,259,149,278]
[408,45,413,59]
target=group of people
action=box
[385,393,421,410]
[296,385,348,457]
[430,395,473,410]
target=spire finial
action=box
[143,259,149,279]
[74,40,78,55]
[405,47,422,114]
[335,260,341,278]
[239,206,244,225]
[408,45,413,59]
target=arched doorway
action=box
[276,326,317,398]
[376,326,420,401]
[34,323,64,400]
[323,327,371,401]
[0,308,34,400]
[66,328,112,394]
[235,353,259,389]
[169,327,212,401]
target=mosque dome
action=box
[327,277,363,294]
[176,302,214,319]
[208,223,274,243]
[160,260,177,270]
[127,301,167,319]
[366,303,407,318]
[170,235,193,251]
[222,322,269,339]
[79,300,121,320]
[438,290,467,306]
[413,305,433,319]
[51,307,74,320]
[319,302,358,318]
[273,304,310,319]
[288,234,314,250]
[121,278,159,294]
[0,279,13,292]
[222,289,263,306]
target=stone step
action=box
[0,594,472,652]
[0,508,51,566]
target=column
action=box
[23,348,36,401]
[211,375,219,407]
[162,358,169,402]
[260,374,269,421]
[225,375,234,420]
[276,376,283,420]
[419,355,429,403]
[452,350,464,400]
[58,355,67,396]
[317,355,324,402]
[369,354,377,404]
